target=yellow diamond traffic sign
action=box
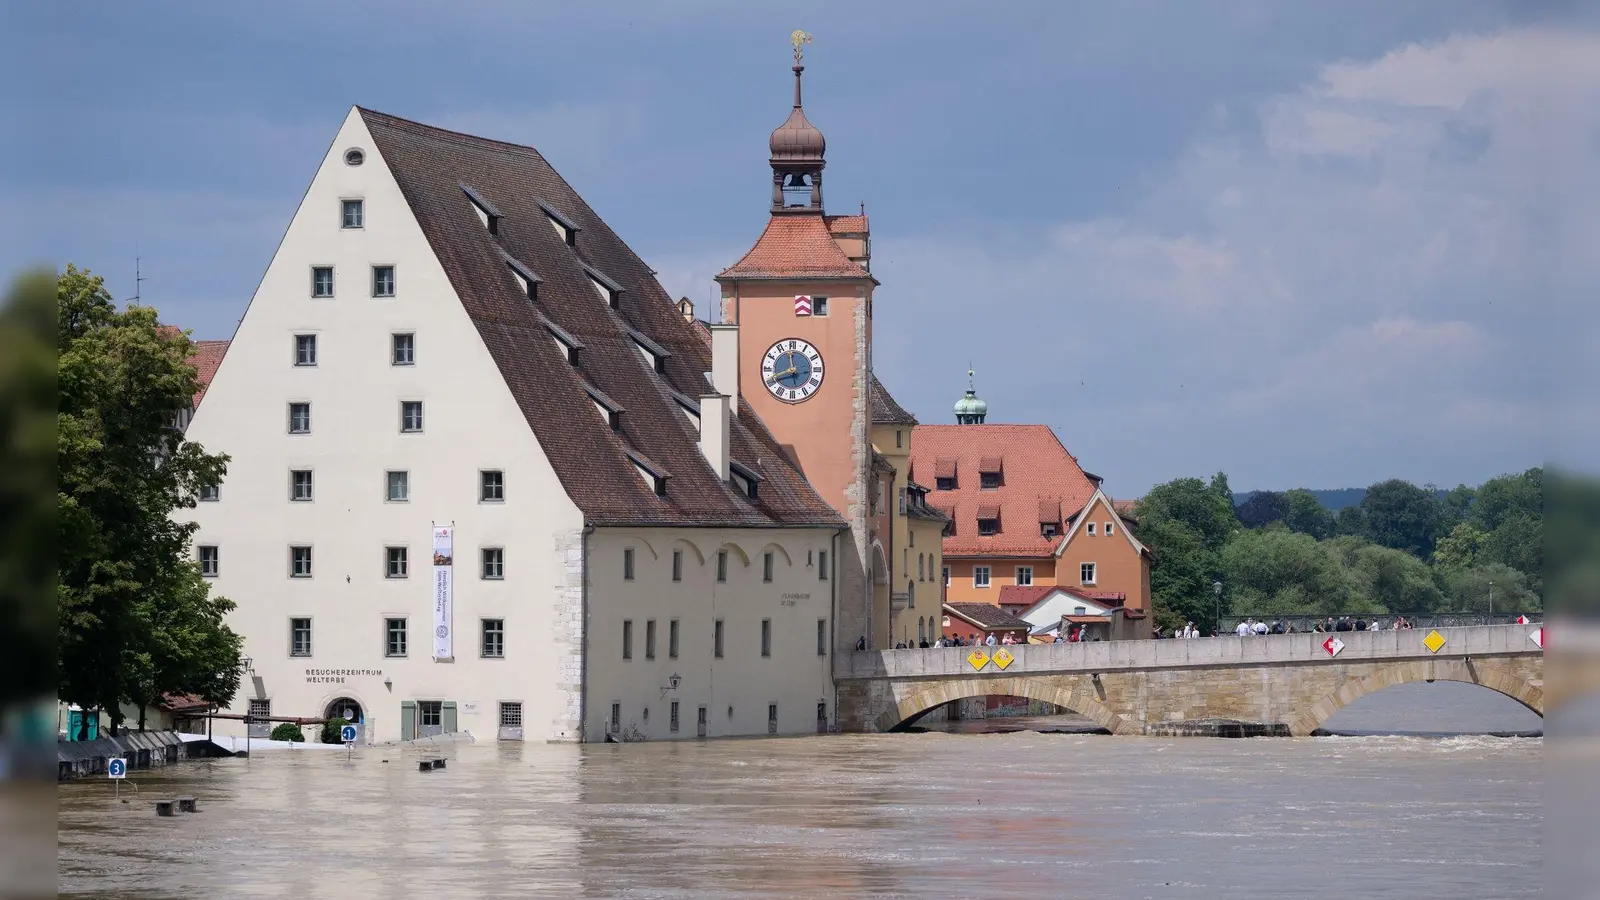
[1423,630,1446,653]
[992,648,1014,670]
[967,649,990,671]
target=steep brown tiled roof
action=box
[911,424,1099,557]
[188,340,229,408]
[870,373,918,425]
[825,214,868,234]
[717,214,872,280]
[944,602,1032,631]
[360,108,843,529]
[997,585,1126,609]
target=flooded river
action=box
[60,683,1547,899]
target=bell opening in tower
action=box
[781,173,813,208]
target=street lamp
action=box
[1488,581,1494,618]
[1212,581,1223,637]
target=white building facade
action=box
[179,107,846,743]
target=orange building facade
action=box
[910,406,1152,635]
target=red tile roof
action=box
[870,373,918,425]
[189,340,229,408]
[825,214,868,234]
[717,213,872,280]
[910,424,1098,557]
[358,108,844,529]
[998,584,1127,609]
[944,602,1032,631]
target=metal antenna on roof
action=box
[131,252,145,304]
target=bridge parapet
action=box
[840,624,1541,680]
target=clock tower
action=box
[716,33,878,650]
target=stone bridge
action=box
[835,624,1546,736]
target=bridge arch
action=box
[1290,659,1544,737]
[871,677,1134,735]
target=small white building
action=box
[178,107,847,743]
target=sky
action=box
[5,1,1595,496]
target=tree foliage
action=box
[1235,490,1288,529]
[56,265,240,733]
[1282,489,1334,539]
[270,722,306,742]
[1358,479,1441,557]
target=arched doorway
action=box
[325,697,364,724]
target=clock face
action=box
[762,338,825,403]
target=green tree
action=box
[1138,517,1216,633]
[1438,563,1540,615]
[1436,483,1476,533]
[57,265,238,735]
[1283,489,1335,539]
[1329,537,1445,613]
[1218,526,1364,617]
[0,271,58,715]
[1433,522,1486,571]
[1334,504,1366,538]
[1358,479,1440,557]
[1235,490,1288,529]
[270,722,306,742]
[1470,468,1542,533]
[1136,475,1239,551]
[1478,512,1542,595]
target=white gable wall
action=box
[178,108,586,743]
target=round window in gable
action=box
[344,148,365,166]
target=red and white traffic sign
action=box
[1530,627,1543,649]
[1322,636,1345,657]
[1515,615,1529,625]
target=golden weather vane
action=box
[791,30,812,63]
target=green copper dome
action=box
[954,369,987,424]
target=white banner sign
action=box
[432,525,454,659]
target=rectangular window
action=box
[290,618,312,656]
[609,703,621,734]
[499,702,522,729]
[419,700,442,729]
[290,546,313,578]
[670,701,680,733]
[896,429,902,449]
[671,550,682,582]
[1042,523,1059,538]
[816,618,827,656]
[480,470,504,502]
[760,619,772,658]
[248,698,271,723]
[295,334,317,366]
[1016,566,1033,587]
[199,482,220,502]
[1106,522,1115,536]
[311,266,334,298]
[818,550,829,581]
[386,470,409,502]
[288,402,311,434]
[290,469,313,502]
[198,545,219,578]
[645,619,656,659]
[392,333,415,366]
[372,265,395,297]
[943,566,951,586]
[936,477,955,491]
[341,198,364,229]
[768,703,778,735]
[669,619,680,658]
[762,551,774,583]
[974,566,991,588]
[482,619,504,658]
[1080,562,1097,585]
[622,620,633,660]
[386,546,408,579]
[1087,523,1097,536]
[716,550,728,583]
[623,547,635,581]
[481,547,504,579]
[714,619,724,658]
[898,487,907,516]
[386,618,407,657]
[400,401,423,433]
[812,295,829,316]
[978,518,999,536]
[980,472,1001,490]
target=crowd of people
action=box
[1153,616,1419,638]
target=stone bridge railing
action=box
[839,624,1542,680]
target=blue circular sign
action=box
[107,758,126,778]
[340,724,358,742]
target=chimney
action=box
[710,324,739,415]
[698,393,731,481]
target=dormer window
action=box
[934,458,957,490]
[583,264,623,309]
[978,456,1003,489]
[503,252,540,302]
[461,183,502,235]
[627,450,669,497]
[730,461,763,501]
[1041,523,1059,538]
[976,506,1000,536]
[980,472,1001,489]
[537,199,581,247]
[583,383,624,431]
[935,477,955,491]
[669,390,702,428]
[543,317,582,365]
[627,328,670,375]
